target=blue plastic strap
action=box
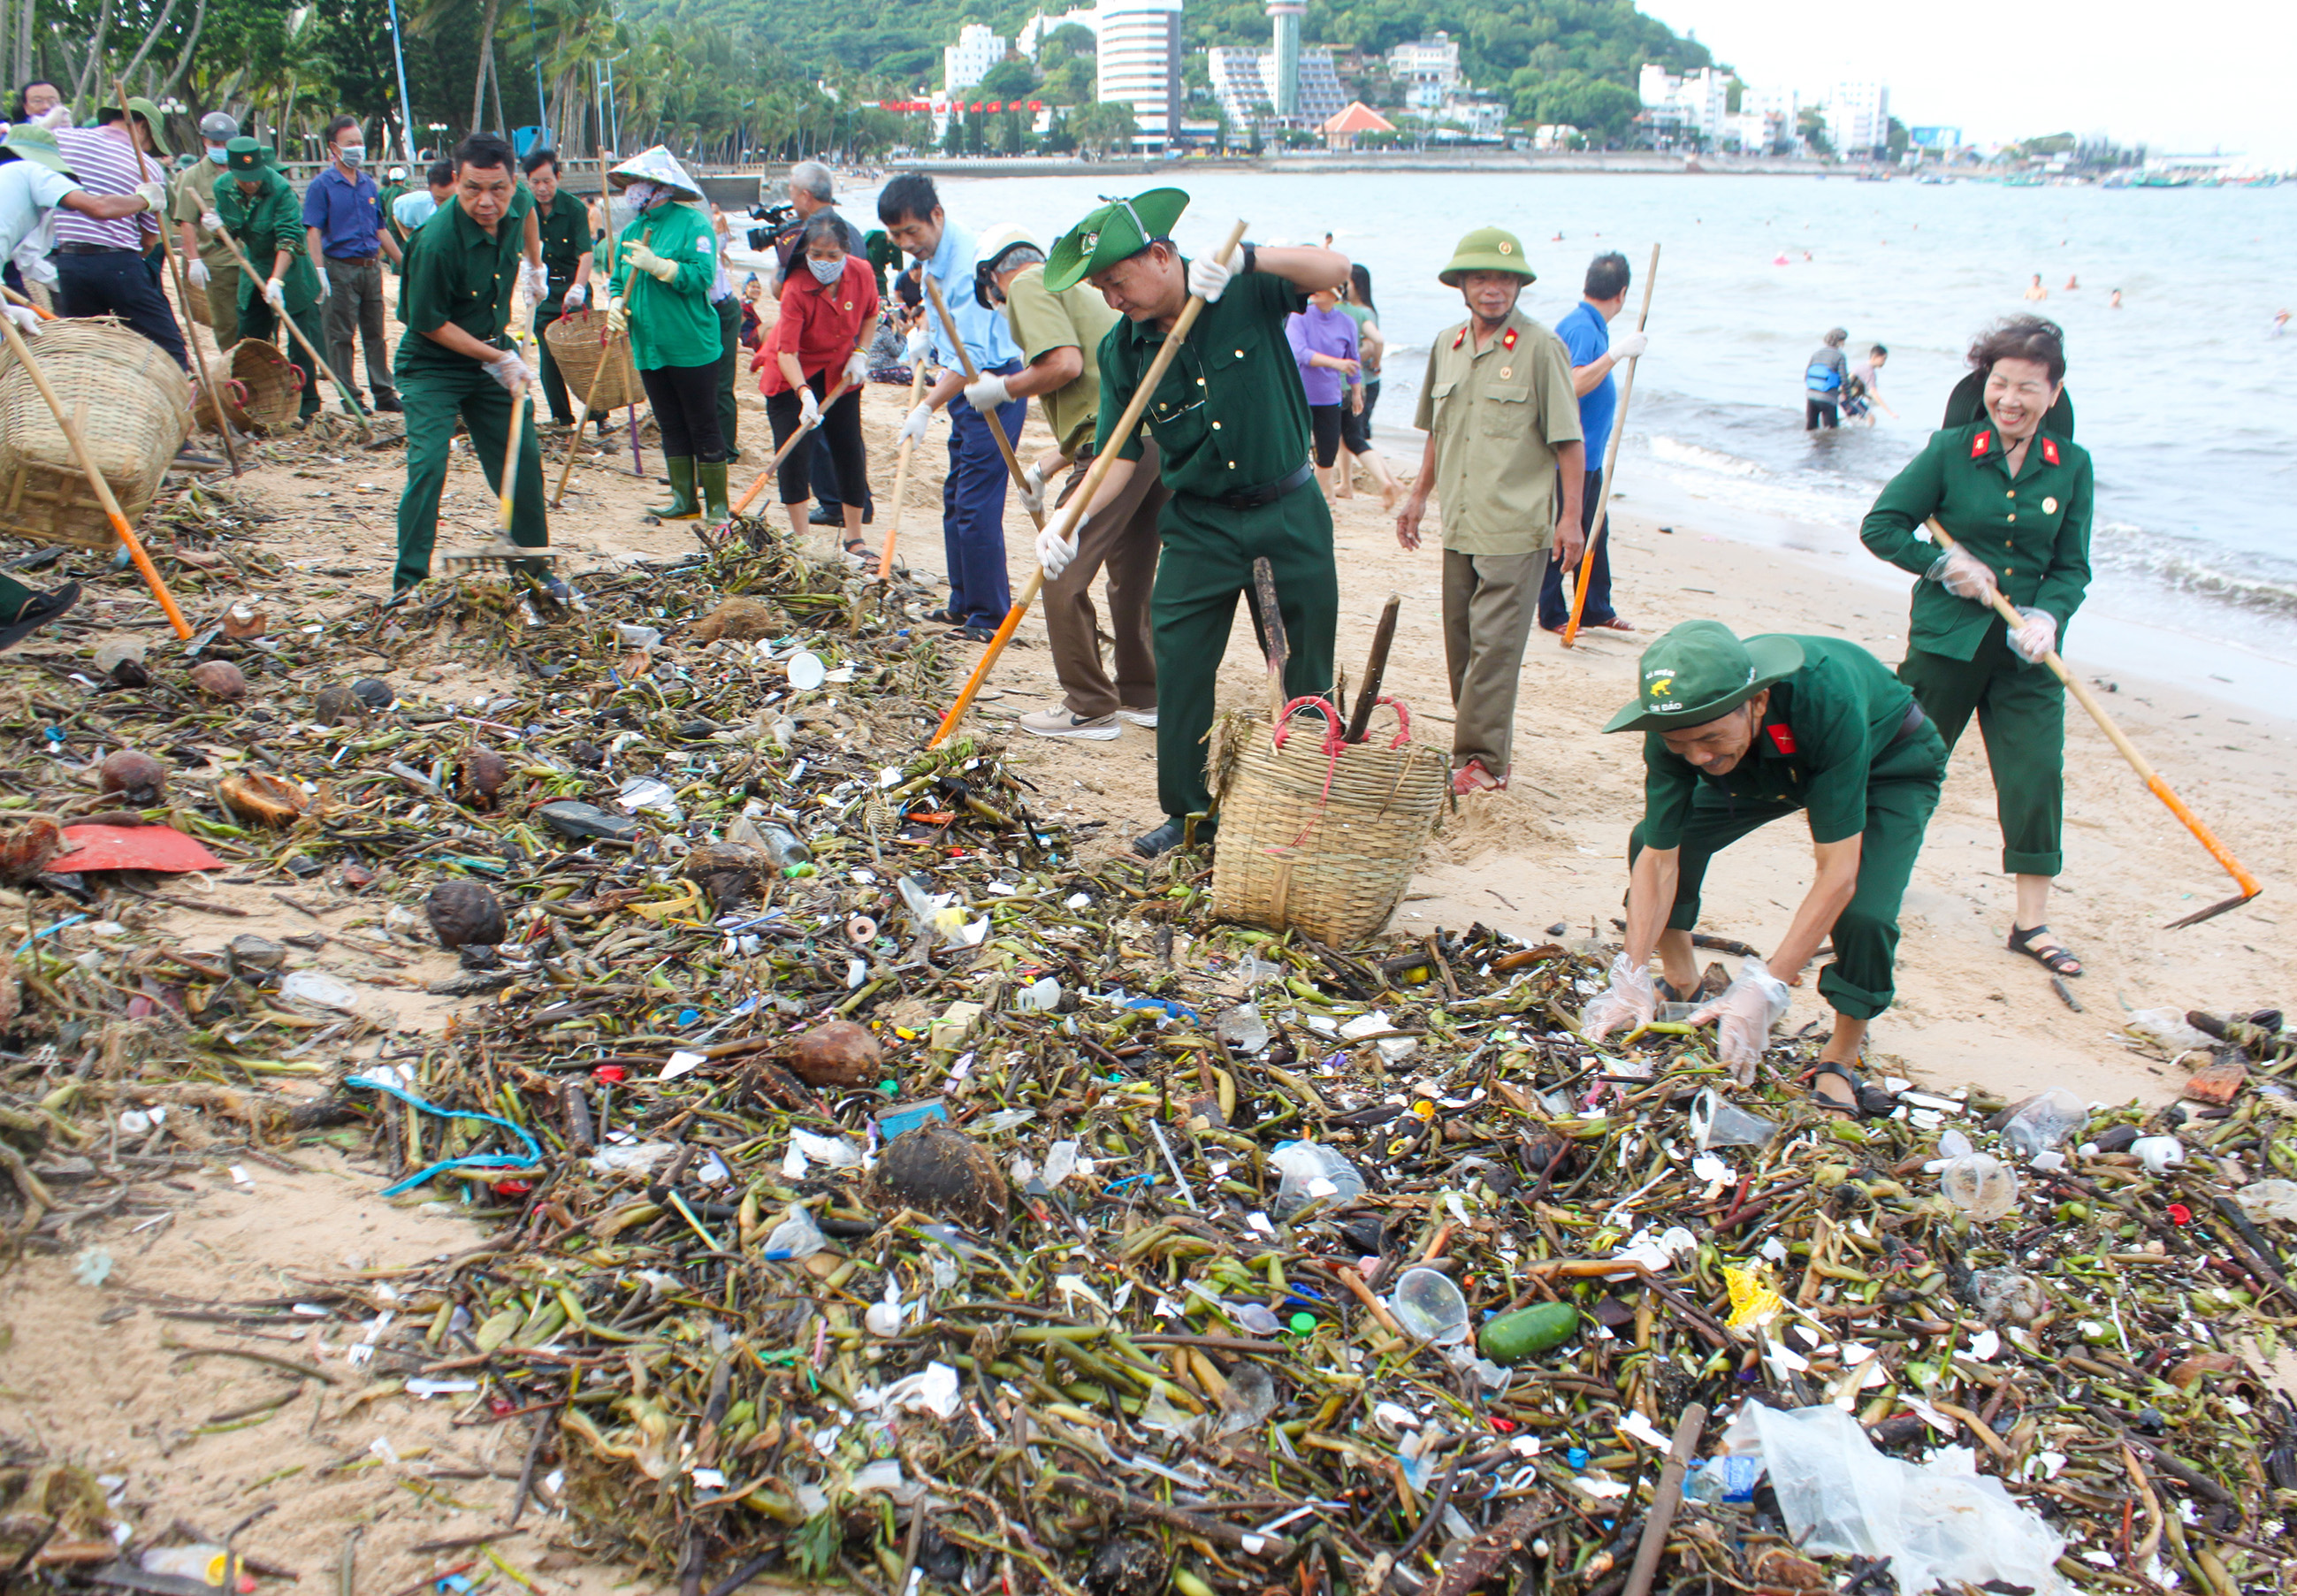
[346,1073,545,1197]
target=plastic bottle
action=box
[755,822,816,879]
[1477,1302,1580,1363]
[2129,1135,2185,1173]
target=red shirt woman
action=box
[750,218,881,554]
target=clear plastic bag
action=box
[2000,1088,2087,1159]
[1269,1141,1365,1218]
[1939,1153,2019,1221]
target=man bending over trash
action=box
[1582,622,1948,1112]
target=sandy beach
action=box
[0,348,2286,1593]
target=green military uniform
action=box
[171,155,240,348]
[392,180,547,592]
[529,186,594,426]
[214,140,323,420]
[1860,420,2094,875]
[1610,625,1947,1020]
[1051,191,1337,833]
[379,179,409,263]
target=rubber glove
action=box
[1579,951,1657,1042]
[315,270,331,302]
[896,401,935,447]
[4,303,40,336]
[842,349,868,391]
[199,210,220,234]
[262,277,286,310]
[2010,606,2057,663]
[903,325,931,365]
[797,385,821,431]
[599,294,626,334]
[963,370,1011,412]
[186,258,210,288]
[1187,254,1231,303]
[1612,329,1649,361]
[1689,957,1791,1080]
[1926,546,1998,605]
[1019,461,1048,521]
[1035,523,1076,580]
[561,282,588,312]
[133,179,167,214]
[520,262,549,303]
[485,350,534,394]
[624,240,675,283]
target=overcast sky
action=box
[1638,0,2297,164]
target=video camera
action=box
[745,201,798,254]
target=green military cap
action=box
[1438,225,1534,286]
[224,136,268,173]
[97,95,173,157]
[1043,187,1188,293]
[1603,621,1805,734]
[0,126,77,180]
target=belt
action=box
[1184,461,1313,511]
[54,242,137,256]
[322,253,378,263]
[1889,699,1929,745]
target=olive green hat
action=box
[1438,225,1534,286]
[97,95,172,157]
[1042,187,1188,293]
[1602,621,1805,734]
[0,126,76,180]
[224,136,268,173]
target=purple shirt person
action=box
[1287,295,1359,406]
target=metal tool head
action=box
[439,541,564,575]
[2164,888,2263,929]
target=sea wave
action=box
[1646,435,1769,479]
[2092,523,2297,618]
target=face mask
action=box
[623,180,660,210]
[206,144,227,165]
[340,146,364,167]
[806,256,843,286]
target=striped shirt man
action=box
[53,125,159,251]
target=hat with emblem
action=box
[0,125,76,179]
[1603,621,1804,734]
[1438,225,1534,286]
[224,135,269,173]
[1042,187,1189,294]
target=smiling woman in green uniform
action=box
[1860,317,2093,978]
[602,147,727,523]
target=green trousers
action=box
[714,294,741,460]
[1897,623,2064,876]
[1626,723,1947,1020]
[237,295,324,416]
[0,574,31,616]
[393,360,548,592]
[1154,483,1339,823]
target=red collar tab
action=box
[1501,326,1519,350]
[1767,724,1798,756]
[1452,326,1467,350]
[1970,429,1993,459]
[2041,437,2059,465]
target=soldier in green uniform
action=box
[1860,317,2092,979]
[1583,622,1948,1111]
[391,133,559,596]
[378,164,409,266]
[214,137,323,423]
[1042,189,1351,857]
[602,147,728,523]
[172,111,240,349]
[519,148,594,431]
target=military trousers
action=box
[1441,546,1543,776]
[393,361,548,592]
[714,294,742,460]
[1626,722,1947,1020]
[1897,622,2064,876]
[1154,479,1339,824]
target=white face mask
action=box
[340,145,364,167]
[623,179,660,210]
[806,256,843,286]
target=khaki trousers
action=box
[1441,546,1544,775]
[1047,439,1166,719]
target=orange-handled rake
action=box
[1563,241,1659,647]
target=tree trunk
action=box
[159,0,209,100]
[469,0,500,131]
[118,0,178,86]
[489,49,507,135]
[70,0,114,107]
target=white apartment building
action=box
[1637,63,1728,142]
[1209,42,1344,128]
[1823,80,1889,157]
[1386,33,1460,112]
[943,24,1009,95]
[1095,0,1182,149]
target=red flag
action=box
[988,100,1003,112]
[970,101,981,112]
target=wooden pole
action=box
[1922,519,2262,925]
[924,218,1248,751]
[729,375,851,517]
[1620,1403,1706,1596]
[0,312,192,638]
[922,274,1039,523]
[875,357,933,582]
[1342,593,1401,744]
[112,82,240,477]
[493,269,532,535]
[548,313,628,508]
[1561,241,1659,648]
[206,225,369,430]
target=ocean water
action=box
[903,171,2295,688]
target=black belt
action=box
[1185,461,1313,511]
[323,253,379,264]
[1889,699,1929,745]
[54,242,137,256]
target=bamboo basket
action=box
[185,273,212,328]
[545,309,643,414]
[1210,695,1449,945]
[225,339,303,435]
[0,317,193,552]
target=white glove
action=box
[187,258,210,287]
[600,294,626,334]
[1187,255,1232,303]
[1035,523,1077,580]
[199,210,221,234]
[1019,461,1048,521]
[1580,951,1657,1042]
[485,351,534,393]
[1612,329,1648,361]
[624,241,675,284]
[2010,607,2057,663]
[1689,958,1792,1080]
[904,325,931,365]
[1926,546,1998,606]
[520,263,549,303]
[963,370,1011,412]
[262,277,286,310]
[797,385,821,431]
[134,179,167,214]
[4,303,40,336]
[315,271,332,302]
[896,401,935,447]
[842,350,869,391]
[561,282,588,312]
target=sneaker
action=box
[1019,706,1120,740]
[807,503,841,526]
[1116,706,1158,728]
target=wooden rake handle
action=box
[1562,241,1659,648]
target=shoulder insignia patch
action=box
[1970,429,1992,459]
[2041,437,2059,465]
[1452,326,1466,350]
[1501,326,1519,350]
[1767,724,1798,756]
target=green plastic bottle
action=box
[1477,1302,1580,1363]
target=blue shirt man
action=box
[1538,251,1649,633]
[301,158,385,258]
[301,118,405,411]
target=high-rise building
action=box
[943,24,1009,95]
[1267,0,1303,118]
[1209,41,1343,129]
[1637,63,1728,143]
[1095,0,1182,150]
[1823,80,1889,157]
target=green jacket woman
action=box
[214,137,324,418]
[601,147,726,520]
[1859,316,2093,978]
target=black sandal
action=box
[841,535,872,559]
[2008,923,2083,977]
[1809,1061,1897,1119]
[0,583,78,651]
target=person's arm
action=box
[1622,843,1683,973]
[378,224,401,267]
[422,319,511,363]
[58,187,155,222]
[1552,439,1586,565]
[1858,431,1951,577]
[1250,244,1348,295]
[1077,454,1137,521]
[1395,432,1438,550]
[922,367,965,412]
[523,203,541,271]
[776,349,807,393]
[2031,451,2095,631]
[1768,836,1863,983]
[1571,355,1621,398]
[1004,344,1081,400]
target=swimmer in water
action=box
[2024,273,2049,301]
[2064,274,2079,291]
[2110,289,2123,308]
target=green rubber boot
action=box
[650,456,699,521]
[697,460,730,523]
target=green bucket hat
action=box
[224,136,269,173]
[98,95,173,157]
[1043,187,1189,293]
[1438,225,1534,286]
[1602,621,1805,734]
[0,126,76,180]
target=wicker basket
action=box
[185,273,212,329]
[1210,696,1449,945]
[545,309,643,414]
[225,339,303,435]
[0,317,194,552]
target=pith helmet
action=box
[1043,187,1189,293]
[1438,225,1534,286]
